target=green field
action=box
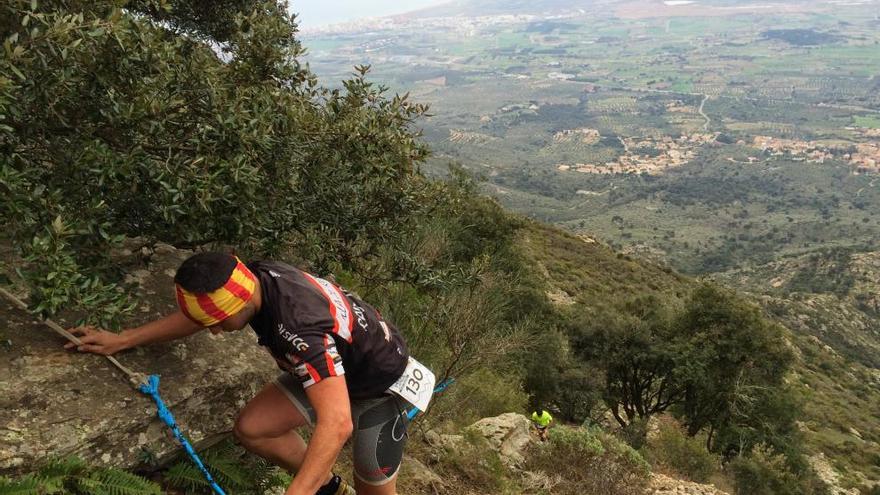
[854,115,880,128]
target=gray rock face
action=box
[0,246,278,474]
[650,473,729,495]
[466,412,535,467]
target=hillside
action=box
[716,250,880,486]
[1,1,876,494]
[3,220,851,494]
[301,2,880,490]
[518,222,690,310]
[518,223,880,490]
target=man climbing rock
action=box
[67,252,426,495]
[530,408,553,442]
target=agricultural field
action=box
[303,0,880,276]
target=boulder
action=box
[399,455,444,490]
[466,412,534,467]
[424,429,464,453]
[650,473,729,495]
[0,245,278,474]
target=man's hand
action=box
[64,326,130,355]
[63,311,203,355]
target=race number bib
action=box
[389,357,436,412]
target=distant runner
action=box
[67,252,433,495]
[531,408,553,442]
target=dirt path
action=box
[699,94,710,130]
[856,177,878,197]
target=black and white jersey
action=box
[247,261,409,400]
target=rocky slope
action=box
[0,244,278,473]
[411,412,730,495]
[716,250,880,488]
[1,239,736,494]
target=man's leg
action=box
[350,396,408,495]
[354,474,398,495]
[233,381,310,472]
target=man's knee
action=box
[233,412,259,444]
[234,408,283,445]
[234,382,310,444]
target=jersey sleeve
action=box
[277,329,346,388]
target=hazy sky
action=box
[290,0,449,28]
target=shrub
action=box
[436,428,514,493]
[1,0,428,324]
[645,420,721,483]
[526,425,650,495]
[617,418,650,450]
[728,445,803,495]
[426,368,528,428]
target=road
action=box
[698,94,710,131]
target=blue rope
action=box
[406,378,455,420]
[139,374,226,495]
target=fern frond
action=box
[37,456,87,494]
[250,465,272,490]
[207,439,239,459]
[0,476,42,495]
[202,449,253,491]
[258,467,291,491]
[75,467,162,495]
[164,462,209,492]
[41,456,88,476]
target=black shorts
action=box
[275,373,409,486]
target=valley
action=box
[302,0,880,489]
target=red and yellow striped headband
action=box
[175,257,257,327]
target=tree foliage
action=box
[1,0,427,325]
[575,296,688,427]
[676,285,795,443]
[575,284,796,455]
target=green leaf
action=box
[163,462,207,491]
[8,65,25,82]
[0,475,42,495]
[75,468,162,495]
[51,215,64,234]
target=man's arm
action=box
[65,311,203,355]
[285,376,353,495]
